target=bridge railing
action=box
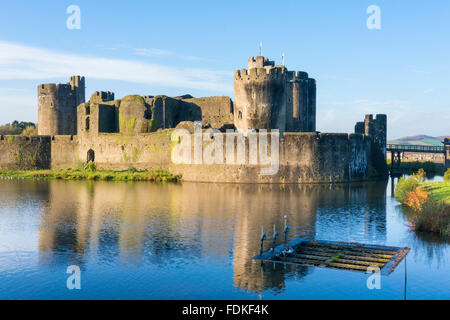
[387,144,444,153]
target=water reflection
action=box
[18,179,389,294]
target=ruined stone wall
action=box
[182,96,233,129]
[151,96,201,130]
[90,91,115,104]
[0,135,51,169]
[355,114,388,177]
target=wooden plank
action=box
[296,245,393,260]
[327,262,369,271]
[298,243,395,256]
[300,243,398,256]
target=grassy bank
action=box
[395,169,450,236]
[0,167,181,182]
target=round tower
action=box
[38,83,62,136]
[234,56,287,134]
[37,76,85,136]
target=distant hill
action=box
[388,135,450,146]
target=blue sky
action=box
[0,0,449,139]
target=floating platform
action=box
[254,238,410,275]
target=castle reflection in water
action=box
[16,180,387,294]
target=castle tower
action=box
[38,76,85,136]
[355,114,388,177]
[233,56,316,134]
[285,71,316,132]
[70,76,86,107]
[234,57,287,134]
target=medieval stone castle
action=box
[0,56,388,183]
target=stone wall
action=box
[175,132,370,183]
[182,96,234,130]
[50,136,79,169]
[73,130,174,171]
[0,128,375,184]
[355,114,388,177]
[0,135,51,169]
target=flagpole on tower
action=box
[282,52,285,66]
[259,42,263,56]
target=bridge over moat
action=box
[387,139,450,171]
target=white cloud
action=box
[0,41,232,93]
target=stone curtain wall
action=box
[0,135,51,169]
[177,132,370,183]
[50,136,79,169]
[0,129,372,183]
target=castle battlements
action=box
[248,56,275,69]
[90,91,115,103]
[234,66,287,81]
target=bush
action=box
[445,169,450,182]
[409,201,450,236]
[395,176,420,203]
[87,161,96,172]
[404,187,429,211]
[413,168,427,182]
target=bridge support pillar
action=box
[390,151,402,170]
[444,139,450,171]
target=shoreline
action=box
[0,168,181,182]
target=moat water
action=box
[0,177,448,300]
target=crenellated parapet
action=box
[234,66,287,82]
[247,56,275,69]
[90,91,115,104]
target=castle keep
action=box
[234,57,316,134]
[0,56,388,183]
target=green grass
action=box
[0,168,181,182]
[421,181,450,203]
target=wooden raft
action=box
[254,238,410,275]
